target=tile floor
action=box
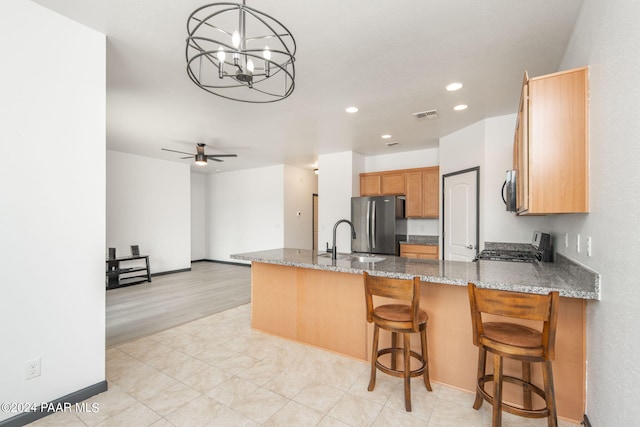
[30,304,579,426]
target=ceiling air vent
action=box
[413,109,438,120]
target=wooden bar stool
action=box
[467,283,560,427]
[363,272,432,411]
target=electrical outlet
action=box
[576,234,581,253]
[587,236,592,256]
[25,358,41,380]
[564,232,569,248]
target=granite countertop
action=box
[231,248,600,300]
[398,235,439,245]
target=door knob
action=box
[467,244,475,250]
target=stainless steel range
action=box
[475,231,552,263]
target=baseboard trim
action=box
[195,259,251,267]
[151,267,191,277]
[0,381,108,427]
[583,414,592,427]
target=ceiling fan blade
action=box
[206,154,238,158]
[162,148,194,156]
[208,157,223,162]
[180,156,192,159]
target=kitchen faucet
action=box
[332,219,356,260]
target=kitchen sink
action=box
[351,255,385,263]
[317,253,385,263]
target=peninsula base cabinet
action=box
[250,262,586,422]
[515,67,589,214]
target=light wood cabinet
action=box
[404,171,423,217]
[360,167,439,218]
[404,167,439,218]
[359,171,405,196]
[422,167,439,217]
[400,244,439,259]
[515,67,589,215]
[360,174,381,196]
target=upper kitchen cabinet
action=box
[514,67,589,215]
[360,171,405,196]
[360,167,440,218]
[405,167,439,218]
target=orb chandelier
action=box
[186,1,296,103]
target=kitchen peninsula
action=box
[231,248,599,422]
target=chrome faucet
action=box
[332,219,356,260]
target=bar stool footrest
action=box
[477,374,551,419]
[375,347,427,378]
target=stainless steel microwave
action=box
[502,170,517,212]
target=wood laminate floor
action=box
[106,261,251,347]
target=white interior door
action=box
[443,168,479,261]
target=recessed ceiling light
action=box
[446,82,463,91]
[454,104,468,111]
[345,106,358,113]
[381,134,392,139]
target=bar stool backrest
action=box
[364,272,421,332]
[468,284,560,360]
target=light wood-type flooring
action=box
[106,261,251,347]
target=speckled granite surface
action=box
[399,235,439,245]
[231,248,600,300]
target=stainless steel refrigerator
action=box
[351,196,404,255]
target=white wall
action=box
[364,148,439,171]
[191,173,207,260]
[440,116,547,248]
[548,0,640,423]
[317,151,364,253]
[0,1,105,421]
[482,114,547,244]
[107,151,191,273]
[207,165,285,262]
[283,165,318,249]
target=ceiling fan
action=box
[162,143,237,166]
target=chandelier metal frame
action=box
[186,1,296,103]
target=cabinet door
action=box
[515,73,529,213]
[360,174,381,196]
[380,173,405,195]
[527,67,588,213]
[400,244,439,259]
[405,172,423,217]
[422,168,439,217]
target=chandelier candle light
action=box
[186,1,296,103]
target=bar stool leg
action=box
[391,332,398,371]
[522,361,533,410]
[473,348,487,410]
[368,325,379,392]
[542,361,558,427]
[420,328,432,391]
[403,332,412,411]
[492,353,503,427]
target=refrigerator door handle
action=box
[366,200,371,251]
[371,200,376,249]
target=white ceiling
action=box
[34,0,583,173]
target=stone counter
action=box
[231,248,600,300]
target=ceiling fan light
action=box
[195,153,207,166]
